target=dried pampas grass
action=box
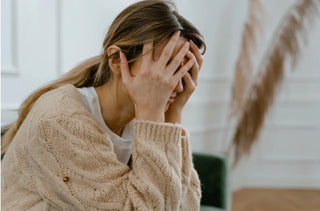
[231,0,265,117]
[230,0,320,166]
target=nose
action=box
[174,79,184,93]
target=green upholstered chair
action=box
[193,152,230,211]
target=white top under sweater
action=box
[77,86,133,165]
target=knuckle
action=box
[122,78,127,84]
[171,59,180,67]
[199,56,204,64]
[188,61,195,69]
[191,53,197,60]
[195,62,199,70]
[152,72,161,80]
[183,45,189,53]
[182,67,189,75]
[140,70,150,78]
[162,49,171,58]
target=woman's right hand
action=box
[119,31,195,122]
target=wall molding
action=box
[188,125,232,135]
[2,0,19,75]
[1,104,20,111]
[260,155,320,163]
[232,175,320,191]
[264,123,320,130]
[199,75,320,83]
[187,122,320,135]
[1,65,19,75]
[55,0,62,76]
[188,97,320,106]
[257,127,320,163]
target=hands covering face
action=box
[119,31,203,123]
[165,39,203,124]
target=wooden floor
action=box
[232,188,320,211]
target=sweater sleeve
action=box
[179,129,201,210]
[26,113,199,210]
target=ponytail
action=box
[1,55,104,154]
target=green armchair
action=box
[193,152,230,211]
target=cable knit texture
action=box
[1,84,201,210]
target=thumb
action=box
[119,51,132,83]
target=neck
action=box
[95,79,134,136]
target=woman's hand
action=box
[165,40,204,124]
[120,31,195,122]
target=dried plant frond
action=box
[230,0,320,166]
[231,0,266,117]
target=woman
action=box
[2,0,206,210]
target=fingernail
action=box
[185,42,190,48]
[175,30,181,37]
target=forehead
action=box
[154,37,188,60]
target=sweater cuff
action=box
[181,127,189,142]
[134,120,182,145]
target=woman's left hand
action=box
[165,40,203,124]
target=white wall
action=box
[2,0,320,191]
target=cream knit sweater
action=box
[1,84,201,210]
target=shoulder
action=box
[32,85,106,141]
[27,84,105,134]
[32,84,89,119]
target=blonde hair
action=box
[2,0,206,154]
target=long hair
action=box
[2,0,206,153]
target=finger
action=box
[119,51,132,83]
[171,58,194,85]
[166,41,190,75]
[190,40,203,69]
[186,51,199,84]
[142,41,153,61]
[159,30,181,65]
[182,72,196,92]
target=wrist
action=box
[135,109,164,123]
[165,108,182,124]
